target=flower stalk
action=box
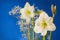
[32,30,34,40]
[43,36,45,40]
[50,31,52,40]
[28,26,30,40]
[32,18,35,40]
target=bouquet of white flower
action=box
[9,2,56,40]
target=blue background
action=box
[0,0,60,40]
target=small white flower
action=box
[9,6,20,15]
[34,11,56,36]
[20,2,35,24]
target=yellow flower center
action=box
[41,21,47,28]
[26,10,31,15]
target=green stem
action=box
[32,31,34,40]
[28,27,30,40]
[32,18,35,40]
[50,31,52,40]
[43,36,45,40]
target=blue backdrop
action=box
[0,0,60,40]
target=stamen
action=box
[41,21,47,28]
[26,10,31,15]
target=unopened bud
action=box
[51,4,56,17]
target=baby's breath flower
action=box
[9,6,20,15]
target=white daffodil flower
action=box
[34,11,56,36]
[20,2,35,24]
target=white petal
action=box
[20,8,25,14]
[30,12,35,17]
[34,26,43,33]
[41,30,47,36]
[26,19,30,24]
[20,15,25,19]
[47,23,56,31]
[39,11,50,22]
[47,17,53,23]
[39,11,49,19]
[30,6,34,11]
[29,6,34,17]
[35,18,41,26]
[24,2,30,9]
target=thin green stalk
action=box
[32,31,34,40]
[28,26,30,40]
[43,36,45,40]
[32,18,35,40]
[50,31,52,40]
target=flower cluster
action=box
[9,2,56,40]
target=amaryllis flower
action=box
[20,2,35,24]
[34,11,56,36]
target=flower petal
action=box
[24,2,30,9]
[41,30,47,36]
[39,11,49,19]
[35,18,40,26]
[26,19,30,24]
[47,17,53,23]
[30,6,34,11]
[47,23,56,31]
[34,26,43,33]
[20,8,25,14]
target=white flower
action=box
[9,6,20,15]
[20,2,35,24]
[34,11,56,36]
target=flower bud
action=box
[51,4,56,17]
[35,9,43,15]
